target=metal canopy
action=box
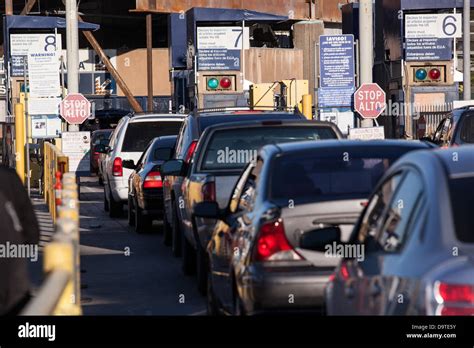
[401,0,474,10]
[187,7,289,23]
[5,15,100,31]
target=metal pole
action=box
[359,0,374,128]
[23,60,31,196]
[66,0,80,131]
[5,0,13,15]
[464,0,471,100]
[146,14,154,112]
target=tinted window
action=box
[378,171,424,252]
[92,132,112,145]
[122,122,182,152]
[200,127,337,171]
[449,176,474,243]
[152,148,174,161]
[270,150,414,205]
[197,114,303,133]
[460,115,474,143]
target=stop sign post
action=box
[354,83,386,119]
[60,93,91,125]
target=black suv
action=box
[430,107,474,147]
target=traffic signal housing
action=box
[407,62,453,86]
[205,75,237,91]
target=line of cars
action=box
[99,106,474,316]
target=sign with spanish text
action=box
[405,14,462,39]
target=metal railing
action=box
[413,103,453,139]
[43,142,69,223]
[22,173,82,316]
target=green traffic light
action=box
[415,68,428,81]
[207,78,219,89]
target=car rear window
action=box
[197,114,302,134]
[449,176,474,243]
[460,115,474,143]
[122,121,182,152]
[269,148,422,205]
[152,147,174,161]
[200,126,338,171]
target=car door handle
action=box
[344,283,355,299]
[370,281,382,298]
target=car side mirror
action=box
[161,159,187,176]
[300,226,342,252]
[193,201,221,219]
[122,159,136,170]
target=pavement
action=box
[31,177,206,316]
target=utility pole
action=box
[66,0,80,131]
[146,14,154,112]
[464,0,471,100]
[359,0,374,127]
[5,0,13,15]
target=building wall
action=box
[245,48,304,83]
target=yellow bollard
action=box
[14,103,26,183]
[302,94,313,120]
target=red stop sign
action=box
[354,83,386,119]
[60,93,91,125]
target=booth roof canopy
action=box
[5,15,100,31]
[186,7,289,22]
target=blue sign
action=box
[318,87,355,108]
[319,35,355,89]
[405,38,453,61]
[198,49,241,71]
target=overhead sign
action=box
[354,83,386,119]
[10,33,62,77]
[197,27,248,71]
[60,93,91,125]
[61,132,91,174]
[405,38,453,61]
[318,87,355,108]
[27,51,61,98]
[405,14,462,39]
[349,127,385,140]
[319,35,355,88]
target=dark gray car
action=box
[196,140,432,315]
[325,146,474,316]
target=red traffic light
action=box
[429,68,441,80]
[220,77,232,89]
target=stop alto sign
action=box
[60,93,91,125]
[354,83,386,119]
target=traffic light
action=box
[411,64,448,85]
[205,75,236,91]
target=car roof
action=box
[151,135,178,147]
[92,129,113,135]
[201,119,338,133]
[432,146,474,177]
[269,139,431,154]
[129,114,186,123]
[194,110,302,118]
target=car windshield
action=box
[449,176,474,243]
[122,121,182,152]
[460,115,474,143]
[93,132,112,145]
[269,148,421,205]
[200,126,338,171]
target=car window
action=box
[199,126,338,171]
[175,121,188,159]
[136,144,152,168]
[460,114,474,143]
[448,175,474,243]
[122,121,182,152]
[237,159,263,212]
[229,163,255,214]
[377,171,424,252]
[433,119,447,143]
[151,147,174,162]
[355,173,403,247]
[441,118,452,144]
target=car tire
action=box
[181,233,196,276]
[127,195,135,226]
[104,188,109,212]
[162,205,172,246]
[196,243,208,295]
[206,269,219,316]
[171,200,182,257]
[108,186,123,218]
[135,200,151,234]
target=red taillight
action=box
[440,307,474,316]
[144,171,163,189]
[254,219,301,262]
[185,140,198,163]
[340,263,350,280]
[436,282,474,304]
[201,181,216,202]
[113,157,123,177]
